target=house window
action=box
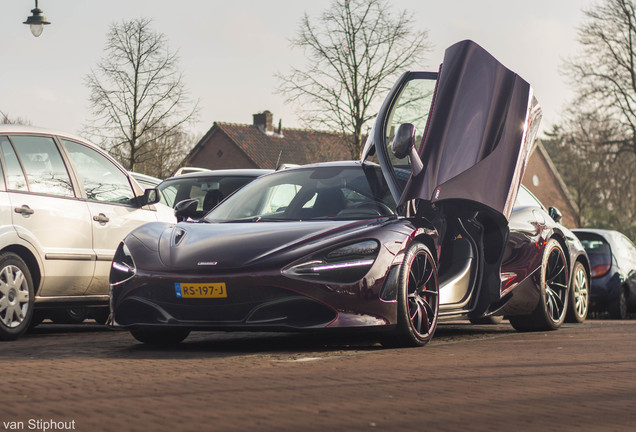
[217,149,223,158]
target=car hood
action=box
[144,219,388,270]
[366,40,542,220]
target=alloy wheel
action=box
[571,263,589,320]
[0,264,30,328]
[544,244,568,323]
[406,246,439,339]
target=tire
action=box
[608,288,627,320]
[509,239,569,332]
[91,307,110,325]
[470,315,504,325]
[50,307,88,324]
[566,261,589,323]
[0,253,34,341]
[380,242,439,348]
[130,327,191,345]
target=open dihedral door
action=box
[364,39,542,316]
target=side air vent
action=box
[172,227,186,246]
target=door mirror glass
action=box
[391,123,415,159]
[174,198,199,222]
[391,123,424,176]
[138,188,161,207]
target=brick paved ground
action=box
[0,320,634,432]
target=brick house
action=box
[521,140,579,228]
[182,111,578,227]
[180,111,351,170]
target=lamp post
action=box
[23,0,50,37]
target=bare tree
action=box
[563,0,636,157]
[84,18,198,173]
[1,110,30,125]
[278,0,431,159]
[133,125,195,179]
[545,114,636,240]
[554,0,636,239]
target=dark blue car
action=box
[572,229,636,319]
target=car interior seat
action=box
[312,187,346,218]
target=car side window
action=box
[5,135,74,197]
[0,136,27,191]
[62,139,135,205]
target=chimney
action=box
[253,110,274,134]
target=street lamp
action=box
[23,0,50,37]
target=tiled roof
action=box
[208,122,354,169]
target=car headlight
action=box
[283,240,379,284]
[110,242,136,286]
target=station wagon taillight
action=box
[591,264,610,278]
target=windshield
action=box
[204,164,396,222]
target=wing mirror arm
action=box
[174,198,199,222]
[391,123,423,176]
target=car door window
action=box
[62,139,135,205]
[5,135,74,197]
[0,136,27,191]
[384,75,438,188]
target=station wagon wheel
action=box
[608,288,628,320]
[566,261,589,323]
[50,307,89,324]
[0,253,34,341]
[381,241,439,347]
[510,239,568,332]
[130,327,191,345]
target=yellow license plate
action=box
[175,282,227,298]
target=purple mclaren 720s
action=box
[109,40,590,347]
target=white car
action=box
[0,125,175,340]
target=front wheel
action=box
[130,327,191,345]
[0,253,34,341]
[380,242,439,348]
[510,239,569,332]
[566,261,589,323]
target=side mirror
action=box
[137,188,161,207]
[391,123,423,176]
[174,198,199,222]
[549,206,562,223]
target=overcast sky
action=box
[2,0,595,142]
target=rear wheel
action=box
[608,288,627,320]
[380,242,439,348]
[510,239,569,332]
[566,261,589,323]
[130,327,191,345]
[0,253,34,341]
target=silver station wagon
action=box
[0,125,175,340]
